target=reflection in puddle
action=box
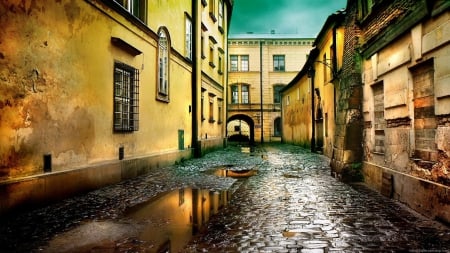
[43,188,230,253]
[210,166,258,178]
[126,188,230,253]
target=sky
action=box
[229,0,347,37]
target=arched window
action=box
[157,28,170,101]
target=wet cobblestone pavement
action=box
[1,143,449,252]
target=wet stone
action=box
[0,144,449,252]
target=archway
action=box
[226,114,255,144]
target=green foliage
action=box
[341,162,364,182]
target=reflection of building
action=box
[227,34,313,143]
[0,0,232,214]
[281,11,345,158]
[127,188,230,253]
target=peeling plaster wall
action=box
[361,3,450,184]
[0,0,193,179]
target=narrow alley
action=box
[0,144,449,252]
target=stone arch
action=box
[226,114,255,144]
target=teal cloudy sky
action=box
[229,0,347,37]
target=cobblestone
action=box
[0,143,449,252]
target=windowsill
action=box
[218,70,223,75]
[202,117,206,121]
[156,94,170,103]
[218,26,224,34]
[201,55,206,59]
[209,119,216,123]
[218,120,223,124]
[209,62,216,68]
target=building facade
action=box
[281,12,345,159]
[227,34,313,143]
[357,0,450,223]
[0,0,232,214]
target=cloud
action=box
[229,0,346,36]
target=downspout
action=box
[192,0,199,157]
[332,25,338,120]
[259,40,264,143]
[309,67,316,152]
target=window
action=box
[218,54,223,74]
[241,85,249,104]
[273,85,284,104]
[157,28,169,101]
[230,55,249,71]
[412,60,436,161]
[230,55,238,71]
[209,36,217,68]
[372,82,385,154]
[218,99,223,123]
[201,89,206,121]
[114,0,146,22]
[231,85,239,104]
[209,95,215,123]
[273,55,285,71]
[323,53,328,82]
[185,15,192,60]
[241,55,249,72]
[218,0,224,32]
[201,33,205,59]
[209,0,217,22]
[286,95,290,106]
[114,62,139,131]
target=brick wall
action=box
[331,0,364,177]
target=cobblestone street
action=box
[0,144,449,252]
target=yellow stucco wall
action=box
[281,25,343,156]
[282,75,313,147]
[0,0,193,178]
[197,0,228,144]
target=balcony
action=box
[228,103,281,112]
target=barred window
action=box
[114,62,139,131]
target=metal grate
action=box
[114,62,139,132]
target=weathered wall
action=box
[330,0,363,177]
[361,0,450,186]
[0,0,193,179]
[282,75,312,148]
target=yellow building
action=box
[0,0,232,214]
[227,34,313,143]
[281,11,345,158]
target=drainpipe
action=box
[309,66,316,153]
[259,40,264,143]
[191,0,199,157]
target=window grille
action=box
[114,62,139,131]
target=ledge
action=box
[111,37,142,56]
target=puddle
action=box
[209,165,258,178]
[43,188,230,253]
